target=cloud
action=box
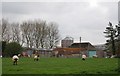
[2,0,119,2]
[0,3,1,15]
[118,1,120,22]
[2,2,118,45]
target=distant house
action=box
[22,47,35,57]
[94,44,106,58]
[22,48,53,57]
[70,42,95,50]
[36,48,53,57]
[70,42,96,57]
[53,48,86,58]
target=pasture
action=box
[0,58,2,75]
[2,57,119,74]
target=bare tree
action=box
[46,22,60,49]
[1,18,61,50]
[20,21,34,48]
[11,23,21,43]
[1,18,61,49]
[33,20,47,48]
[2,19,11,42]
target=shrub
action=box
[4,42,23,57]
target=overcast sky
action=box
[2,0,119,45]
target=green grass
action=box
[2,57,119,74]
[0,58,2,75]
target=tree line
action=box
[1,18,60,49]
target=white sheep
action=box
[34,55,39,61]
[12,55,19,65]
[82,54,87,60]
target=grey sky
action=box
[118,1,120,21]
[2,1,119,45]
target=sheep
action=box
[82,54,87,61]
[12,55,19,65]
[34,55,39,61]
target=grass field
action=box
[2,57,119,74]
[0,58,2,75]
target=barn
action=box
[36,48,53,57]
[22,48,35,57]
[53,48,86,58]
[70,42,97,57]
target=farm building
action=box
[61,37,74,48]
[22,48,35,57]
[70,42,97,57]
[70,42,95,50]
[94,44,106,58]
[53,48,86,58]
[36,48,53,57]
[22,48,53,57]
[21,42,110,58]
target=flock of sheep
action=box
[12,54,87,65]
[12,54,39,65]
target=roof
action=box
[63,37,74,40]
[70,42,95,48]
[71,42,92,45]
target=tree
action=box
[11,23,21,44]
[115,21,120,53]
[2,18,61,49]
[46,22,60,49]
[20,21,35,48]
[4,42,23,57]
[104,22,117,55]
[116,21,120,41]
[33,20,47,48]
[2,19,11,42]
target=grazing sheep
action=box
[82,54,87,61]
[34,55,39,61]
[12,55,19,65]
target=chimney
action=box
[80,37,81,43]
